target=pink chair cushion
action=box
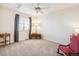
[59,45,72,53]
[70,35,79,53]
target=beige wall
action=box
[40,5,79,44]
[0,6,30,42]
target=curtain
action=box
[29,17,32,39]
[14,14,19,42]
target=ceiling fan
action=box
[34,3,48,13]
[34,3,43,13]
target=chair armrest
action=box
[59,44,70,47]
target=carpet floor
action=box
[0,39,61,56]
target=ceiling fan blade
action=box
[41,7,51,9]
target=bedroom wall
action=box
[0,6,30,42]
[41,5,79,44]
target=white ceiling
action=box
[0,3,79,16]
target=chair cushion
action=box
[59,45,73,54]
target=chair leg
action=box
[57,48,59,53]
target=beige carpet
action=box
[0,39,61,56]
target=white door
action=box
[19,16,30,41]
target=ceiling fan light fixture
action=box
[34,3,43,14]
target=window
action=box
[19,16,29,31]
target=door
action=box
[19,16,30,41]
